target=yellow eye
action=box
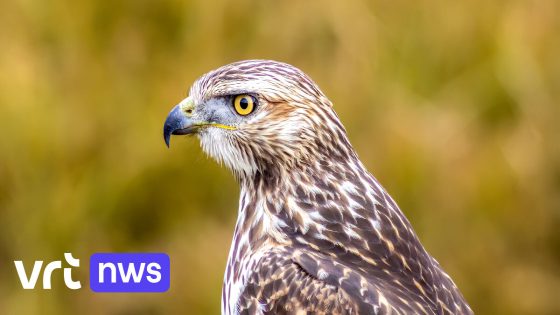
[233,95,256,116]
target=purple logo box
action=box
[90,253,170,292]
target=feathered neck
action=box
[234,144,369,247]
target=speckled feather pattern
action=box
[187,60,472,315]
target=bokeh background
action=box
[1,0,559,314]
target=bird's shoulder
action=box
[236,245,435,315]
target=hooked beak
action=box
[163,97,196,148]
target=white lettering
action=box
[118,262,145,283]
[99,263,117,283]
[146,263,162,283]
[14,261,43,289]
[42,261,62,289]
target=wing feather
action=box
[237,246,435,315]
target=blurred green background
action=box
[1,0,559,314]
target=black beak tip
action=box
[163,107,180,148]
[163,126,172,148]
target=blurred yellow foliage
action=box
[0,0,559,314]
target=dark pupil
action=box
[239,97,249,110]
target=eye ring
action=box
[233,94,257,116]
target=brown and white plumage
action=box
[163,60,472,314]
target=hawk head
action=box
[163,60,351,178]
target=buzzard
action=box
[163,60,472,314]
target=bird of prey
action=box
[163,60,472,315]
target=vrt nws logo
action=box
[13,252,170,292]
